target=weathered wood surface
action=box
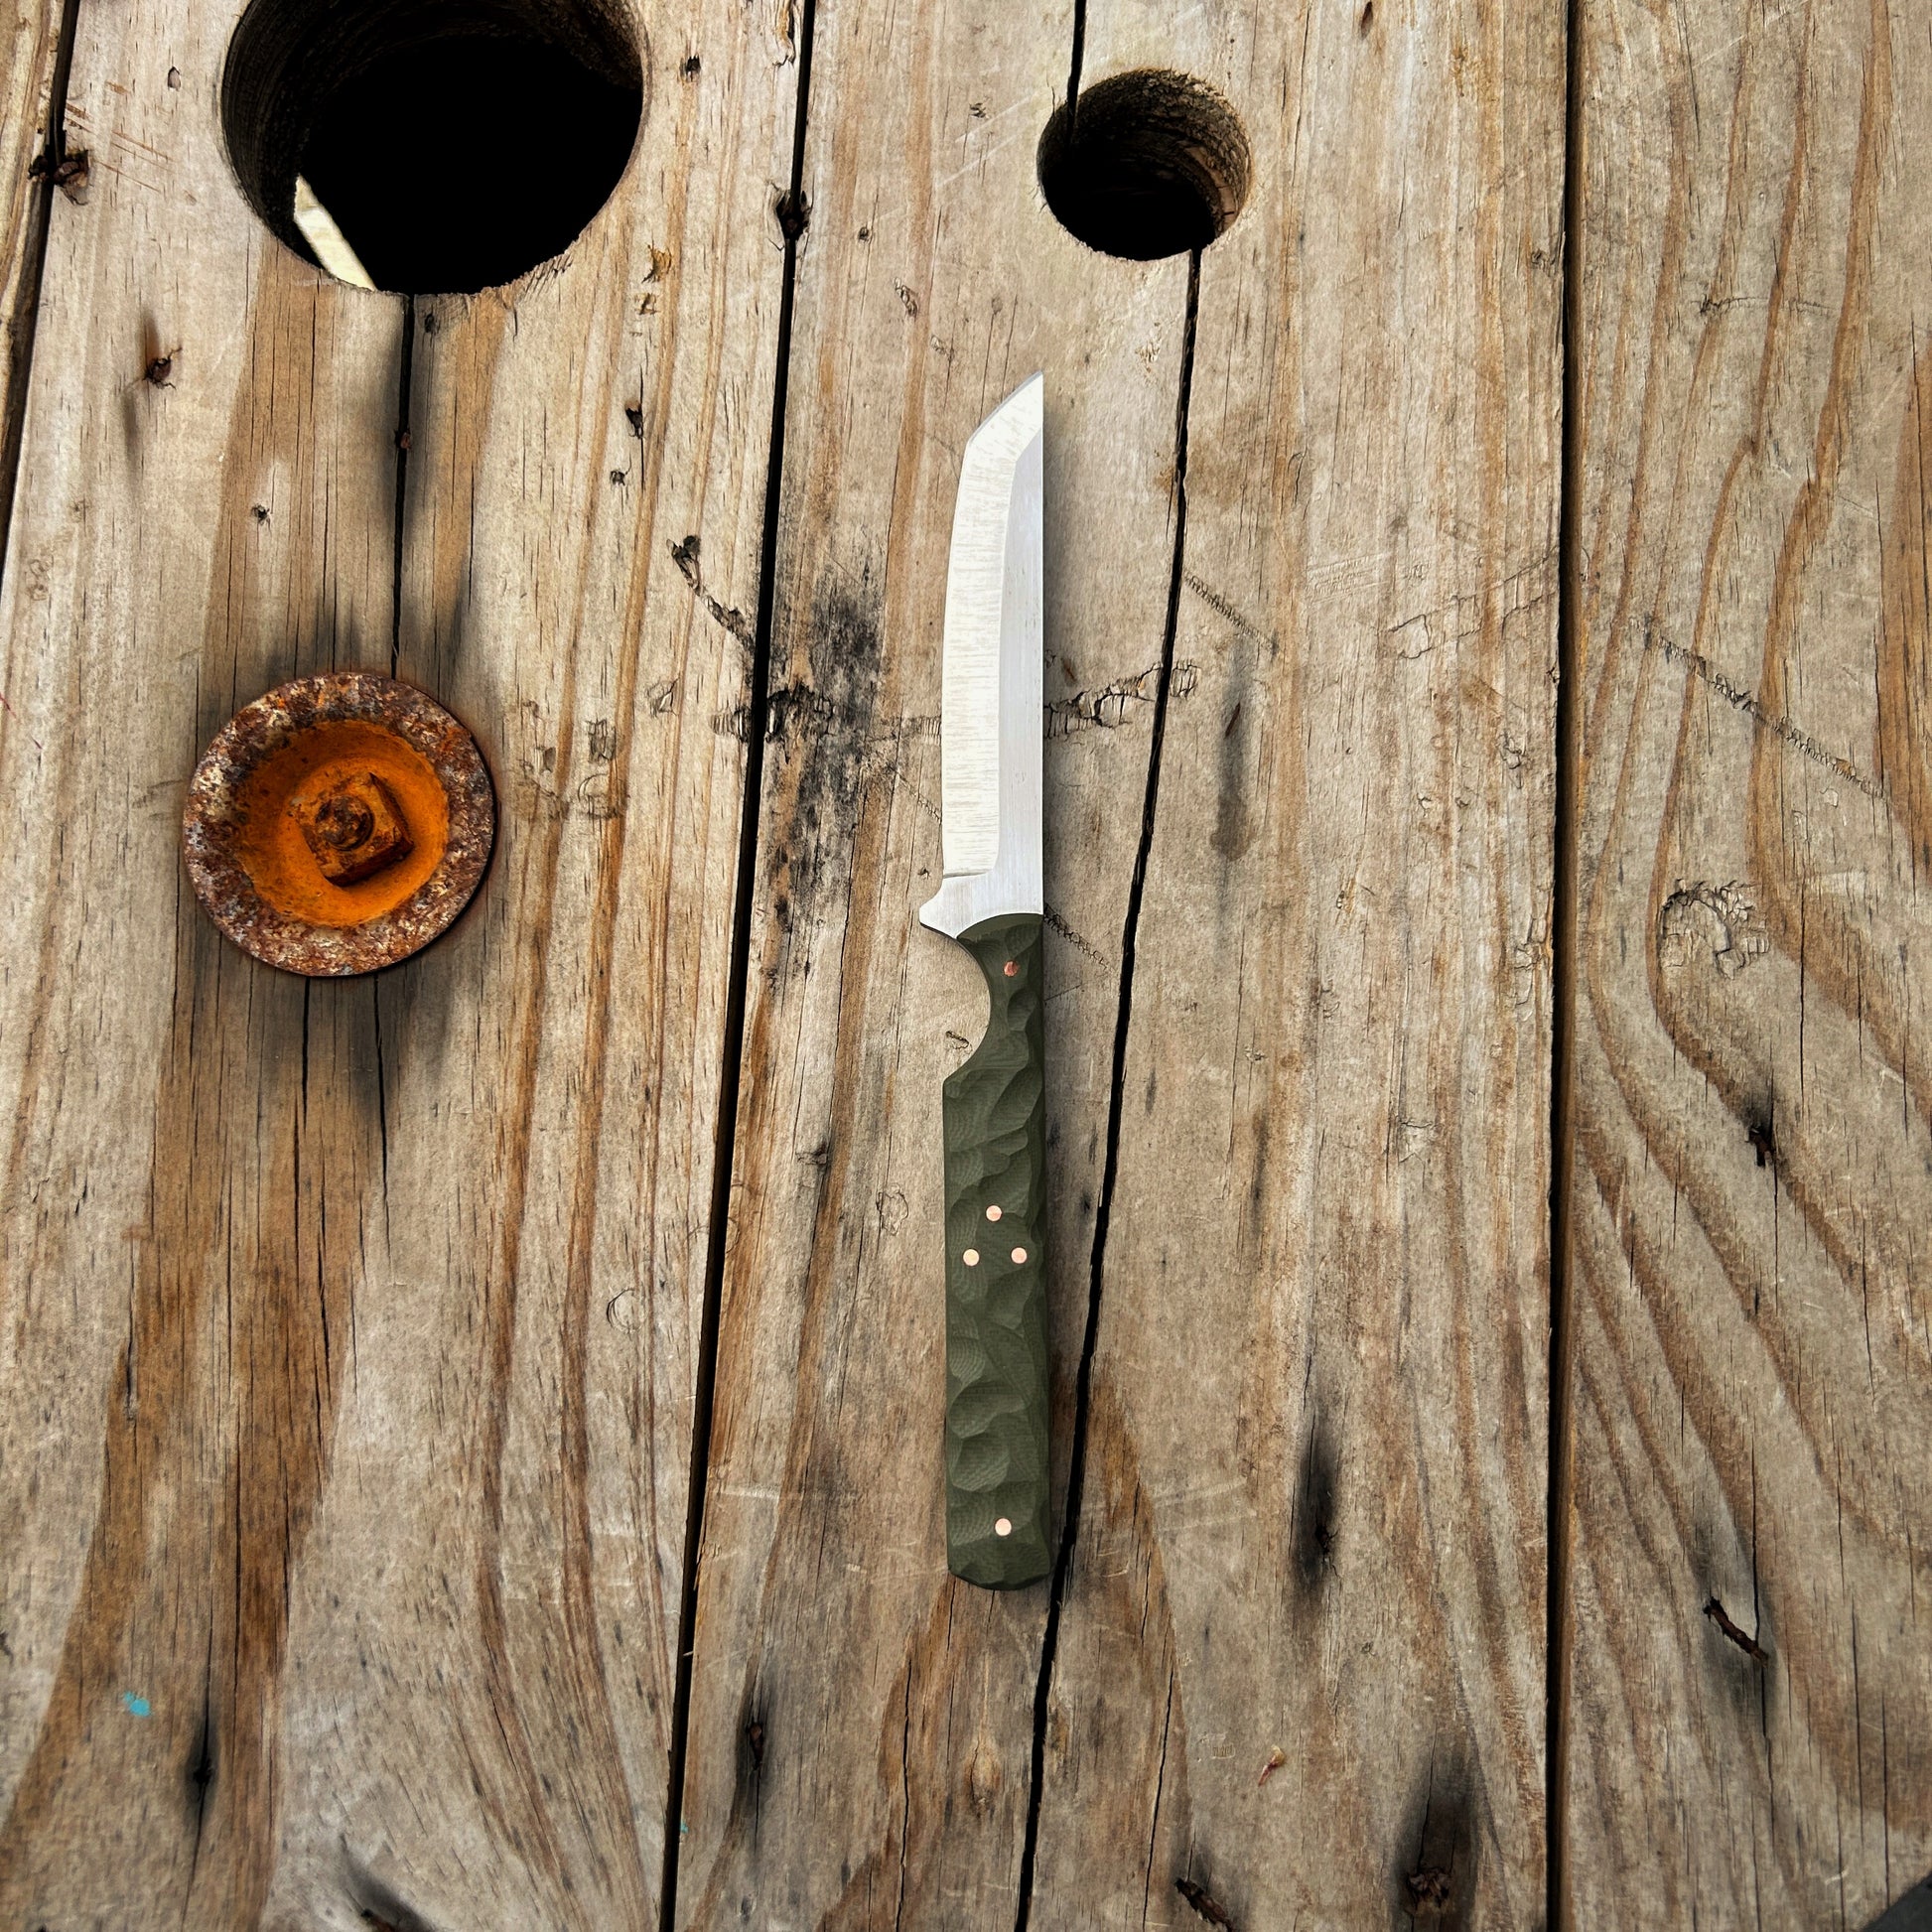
[670,2,1194,1920]
[1561,0,1932,1916]
[0,0,64,500]
[1019,4,1563,1927]
[3,0,1931,1920]
[1563,0,1932,1922]
[0,0,403,1911]
[0,1,795,1926]
[676,0,1564,1925]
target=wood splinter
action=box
[1702,1594,1769,1666]
[1175,1876,1235,1927]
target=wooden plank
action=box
[0,5,796,1927]
[1563,0,1932,1920]
[0,0,404,1914]
[670,2,1208,1920]
[257,23,799,1922]
[0,0,63,435]
[1022,3,1565,1926]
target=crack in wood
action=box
[1015,244,1203,1932]
[657,4,820,1925]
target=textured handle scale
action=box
[943,912,1049,1587]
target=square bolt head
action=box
[289,771,415,885]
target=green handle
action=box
[943,912,1049,1587]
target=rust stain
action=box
[236,721,442,913]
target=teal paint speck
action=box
[121,1693,151,1718]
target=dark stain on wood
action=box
[762,571,885,926]
[1740,1094,1777,1171]
[187,1685,216,1819]
[1396,1751,1475,1928]
[1293,1403,1339,1595]
[352,1870,439,1932]
[738,1699,768,1821]
[1210,646,1256,865]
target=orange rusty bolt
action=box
[183,671,493,976]
[314,793,373,849]
[289,770,414,884]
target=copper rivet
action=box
[183,671,494,977]
[1012,1246,1028,1264]
[1003,960,1018,977]
[995,1517,1013,1537]
[963,1248,980,1267]
[986,1205,1002,1222]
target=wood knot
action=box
[1405,1864,1452,1916]
[775,187,810,241]
[1658,880,1766,978]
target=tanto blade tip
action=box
[969,372,1042,455]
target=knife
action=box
[920,372,1048,1589]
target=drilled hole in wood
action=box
[1036,69,1250,261]
[222,0,644,293]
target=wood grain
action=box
[670,1,1205,1920]
[4,0,1929,1916]
[0,0,403,1902]
[0,2,795,1925]
[0,0,63,434]
[675,0,1566,1923]
[1021,2,1564,1926]
[1563,0,1932,1920]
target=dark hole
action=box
[1037,69,1251,262]
[223,0,644,294]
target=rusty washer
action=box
[182,671,493,976]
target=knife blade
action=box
[920,371,1048,1589]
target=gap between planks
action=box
[0,0,83,616]
[655,0,820,1921]
[1546,0,1587,1920]
[1015,243,1203,1932]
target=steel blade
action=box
[920,372,1043,939]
